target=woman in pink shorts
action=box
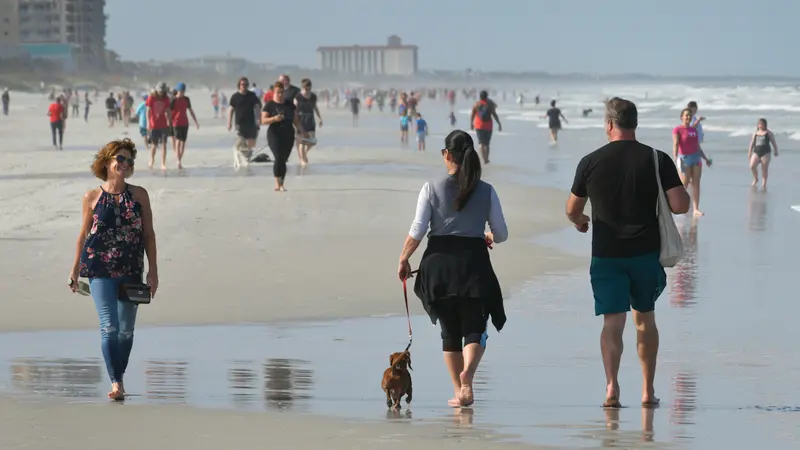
[673,108,712,216]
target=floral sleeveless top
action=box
[79,186,145,279]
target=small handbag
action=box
[653,148,684,267]
[118,282,152,304]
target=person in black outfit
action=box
[294,78,323,166]
[261,82,305,192]
[227,77,262,154]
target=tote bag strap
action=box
[652,148,664,215]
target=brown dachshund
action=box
[381,351,413,410]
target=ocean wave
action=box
[670,103,800,112]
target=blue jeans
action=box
[89,277,139,383]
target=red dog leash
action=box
[401,270,418,353]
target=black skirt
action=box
[414,235,506,332]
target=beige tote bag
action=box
[653,149,684,267]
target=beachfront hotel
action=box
[0,0,107,70]
[316,35,418,76]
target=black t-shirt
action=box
[105,97,116,111]
[262,99,296,131]
[295,92,317,116]
[350,97,360,113]
[283,84,301,104]
[546,108,561,126]
[571,140,683,258]
[229,91,262,127]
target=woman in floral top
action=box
[68,138,159,401]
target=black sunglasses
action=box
[114,154,134,165]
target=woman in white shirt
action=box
[397,129,508,408]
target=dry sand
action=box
[0,91,582,449]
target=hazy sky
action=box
[106,0,796,76]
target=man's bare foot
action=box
[447,397,462,407]
[160,165,167,171]
[279,186,287,192]
[641,395,660,408]
[604,384,621,408]
[761,181,768,190]
[693,210,704,217]
[148,162,154,169]
[752,179,759,187]
[457,371,474,407]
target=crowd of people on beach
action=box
[39,75,781,407]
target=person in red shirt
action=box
[169,82,199,169]
[146,82,172,170]
[470,90,502,164]
[48,96,66,150]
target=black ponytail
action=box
[444,130,482,211]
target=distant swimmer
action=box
[542,100,568,143]
[534,95,540,107]
[517,93,524,109]
[748,118,779,190]
[582,109,593,118]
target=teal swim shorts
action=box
[589,252,666,316]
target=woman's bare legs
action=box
[690,165,703,216]
[750,154,761,186]
[443,343,484,407]
[444,352,464,406]
[760,154,771,190]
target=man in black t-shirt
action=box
[278,74,300,104]
[565,97,689,409]
[105,93,117,127]
[227,76,262,151]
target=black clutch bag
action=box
[118,283,152,304]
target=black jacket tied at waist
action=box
[413,235,506,332]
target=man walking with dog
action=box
[566,98,689,409]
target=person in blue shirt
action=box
[415,113,428,152]
[135,92,150,149]
[400,113,411,147]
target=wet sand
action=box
[0,92,579,449]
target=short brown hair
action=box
[273,81,284,91]
[91,138,137,181]
[301,78,311,88]
[605,97,638,130]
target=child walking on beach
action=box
[416,113,428,152]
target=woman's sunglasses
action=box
[114,154,134,165]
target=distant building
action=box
[0,0,107,70]
[317,35,418,76]
[172,55,249,76]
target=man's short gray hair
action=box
[605,97,638,130]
